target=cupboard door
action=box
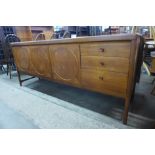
[30,46,52,78]
[49,44,80,86]
[13,46,30,73]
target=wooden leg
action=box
[17,70,22,86]
[130,83,136,112]
[17,70,36,86]
[123,97,130,124]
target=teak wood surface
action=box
[11,34,143,124]
[150,57,155,73]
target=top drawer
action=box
[80,42,131,58]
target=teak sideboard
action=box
[11,34,144,124]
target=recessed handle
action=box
[100,62,104,66]
[100,48,104,52]
[99,76,104,80]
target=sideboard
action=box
[11,34,144,124]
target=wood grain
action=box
[15,26,32,41]
[81,56,129,73]
[49,44,80,86]
[11,34,137,46]
[150,57,155,73]
[29,46,52,78]
[12,47,30,72]
[81,69,128,97]
[11,34,143,124]
[80,42,131,58]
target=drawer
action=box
[80,42,131,58]
[81,56,129,74]
[81,69,128,97]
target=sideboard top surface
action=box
[11,34,138,47]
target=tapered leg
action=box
[17,70,22,86]
[130,85,136,112]
[123,97,130,124]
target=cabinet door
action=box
[49,44,80,86]
[13,46,52,78]
[13,46,30,73]
[30,46,52,78]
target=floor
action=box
[0,71,129,129]
[0,101,38,129]
[0,69,155,128]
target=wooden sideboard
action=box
[151,56,155,73]
[11,34,144,124]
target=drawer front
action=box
[80,42,131,58]
[81,56,129,74]
[81,69,128,97]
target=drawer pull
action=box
[100,62,104,66]
[99,76,104,80]
[100,48,104,52]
